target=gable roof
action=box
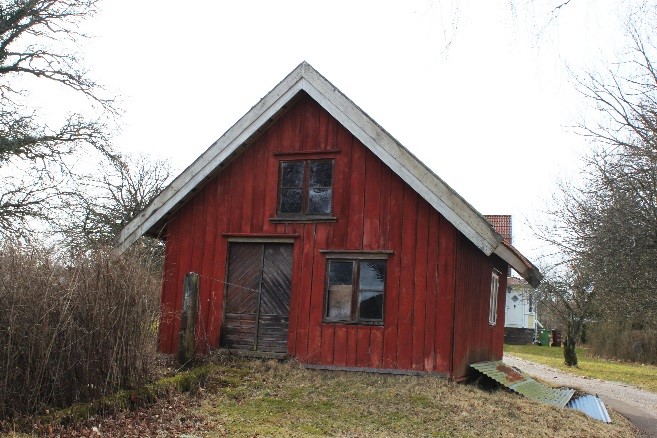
[116,62,542,287]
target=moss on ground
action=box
[31,363,216,430]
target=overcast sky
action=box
[70,0,637,265]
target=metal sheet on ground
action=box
[470,360,575,408]
[567,395,612,423]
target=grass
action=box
[505,344,657,393]
[194,356,634,437]
[9,356,638,437]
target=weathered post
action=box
[178,272,199,365]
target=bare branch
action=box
[0,0,119,235]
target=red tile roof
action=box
[484,215,512,244]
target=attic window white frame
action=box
[489,271,500,326]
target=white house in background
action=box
[483,215,539,330]
[505,277,537,329]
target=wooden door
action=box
[222,242,293,353]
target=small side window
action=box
[489,272,500,326]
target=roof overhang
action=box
[116,62,541,287]
[494,241,542,288]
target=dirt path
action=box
[504,354,657,437]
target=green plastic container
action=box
[539,329,550,346]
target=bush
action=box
[588,321,657,365]
[0,243,161,418]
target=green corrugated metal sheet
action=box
[470,361,575,408]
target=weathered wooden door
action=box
[222,242,293,353]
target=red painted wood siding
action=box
[158,93,507,376]
[451,235,508,380]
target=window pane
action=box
[359,261,385,291]
[281,161,304,187]
[309,160,332,187]
[327,286,352,320]
[280,188,302,213]
[328,261,353,286]
[327,261,353,320]
[307,188,332,214]
[359,291,383,320]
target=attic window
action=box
[278,160,333,216]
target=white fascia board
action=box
[493,244,541,288]
[494,244,524,276]
[116,67,307,253]
[299,66,501,255]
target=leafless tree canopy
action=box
[536,268,595,366]
[59,154,171,252]
[0,0,116,238]
[536,16,657,363]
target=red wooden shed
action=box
[118,62,541,380]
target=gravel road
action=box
[504,354,657,437]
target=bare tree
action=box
[536,267,596,366]
[0,0,116,238]
[58,154,171,253]
[535,18,657,363]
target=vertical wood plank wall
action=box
[451,235,508,379]
[159,93,503,378]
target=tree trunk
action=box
[563,320,578,367]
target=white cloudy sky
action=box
[68,0,638,264]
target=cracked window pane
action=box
[359,261,385,291]
[307,188,332,214]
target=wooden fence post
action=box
[178,272,199,365]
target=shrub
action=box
[587,320,657,365]
[0,243,161,418]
